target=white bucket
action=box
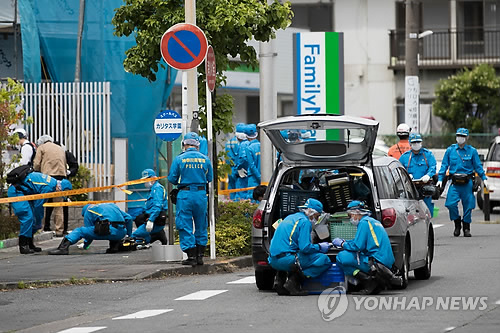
[152,244,184,262]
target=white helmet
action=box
[13,128,27,139]
[396,123,410,136]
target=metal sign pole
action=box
[207,82,215,259]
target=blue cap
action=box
[298,198,323,213]
[59,179,72,191]
[183,132,200,146]
[409,133,423,143]
[235,123,246,133]
[82,204,93,217]
[141,168,156,179]
[244,124,257,136]
[456,128,469,136]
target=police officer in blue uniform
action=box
[8,172,72,254]
[399,133,437,216]
[244,125,260,202]
[48,203,133,255]
[168,132,213,266]
[225,123,245,201]
[268,198,332,296]
[334,200,395,295]
[235,124,253,200]
[437,128,487,237]
[131,169,168,245]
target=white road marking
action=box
[433,224,444,229]
[57,328,106,333]
[443,327,455,332]
[495,299,500,305]
[227,276,256,284]
[112,309,173,320]
[175,290,228,300]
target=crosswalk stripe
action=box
[175,290,228,300]
[227,276,256,284]
[433,224,444,229]
[57,328,106,333]
[112,309,173,320]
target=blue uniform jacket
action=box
[167,147,213,187]
[236,140,250,171]
[269,211,321,257]
[140,181,168,222]
[84,203,133,236]
[18,172,59,194]
[438,144,486,181]
[399,148,437,179]
[245,140,261,179]
[342,216,395,269]
[225,135,239,166]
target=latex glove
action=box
[318,242,331,253]
[145,221,154,232]
[409,174,414,180]
[77,241,90,250]
[66,169,71,176]
[436,180,442,188]
[332,238,345,248]
[483,179,489,190]
[237,168,247,178]
[421,174,431,183]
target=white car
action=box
[477,136,500,211]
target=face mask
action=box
[411,143,422,151]
[144,181,154,188]
[456,137,466,145]
[349,217,360,227]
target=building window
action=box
[290,2,333,32]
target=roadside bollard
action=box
[484,186,490,222]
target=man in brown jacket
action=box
[33,134,67,237]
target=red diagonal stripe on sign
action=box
[172,33,196,60]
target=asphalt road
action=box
[1,199,500,333]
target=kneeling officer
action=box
[49,203,133,255]
[268,198,332,296]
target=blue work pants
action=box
[445,181,475,223]
[175,189,208,251]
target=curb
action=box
[0,255,253,290]
[0,231,53,249]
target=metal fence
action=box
[22,82,112,187]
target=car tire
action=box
[414,227,434,280]
[255,268,276,291]
[394,239,410,290]
[477,192,483,210]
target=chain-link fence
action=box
[380,133,497,149]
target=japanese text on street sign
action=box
[405,76,420,133]
[154,109,183,142]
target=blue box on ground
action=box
[302,263,347,294]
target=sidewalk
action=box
[0,235,252,290]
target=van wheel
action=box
[414,228,433,280]
[255,269,275,290]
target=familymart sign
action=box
[294,32,344,115]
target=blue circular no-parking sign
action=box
[154,110,182,142]
[160,23,208,70]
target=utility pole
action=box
[185,0,198,134]
[404,0,420,133]
[75,0,86,82]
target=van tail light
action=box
[382,208,397,228]
[253,209,263,229]
[486,167,500,178]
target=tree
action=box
[433,64,500,133]
[112,0,293,136]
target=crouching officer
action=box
[131,169,168,245]
[8,171,72,254]
[334,200,395,295]
[437,128,487,237]
[168,132,213,266]
[268,198,332,296]
[49,203,133,255]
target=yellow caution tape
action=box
[43,199,147,207]
[218,182,269,196]
[0,176,166,204]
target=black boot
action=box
[453,218,462,237]
[106,240,121,253]
[19,236,34,254]
[28,236,42,252]
[354,271,381,295]
[48,237,72,255]
[273,271,290,296]
[463,221,471,237]
[196,245,206,265]
[182,247,197,266]
[150,230,168,245]
[283,271,308,296]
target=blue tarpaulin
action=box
[18,0,178,208]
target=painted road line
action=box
[57,328,106,333]
[443,327,455,332]
[433,224,444,229]
[175,290,228,301]
[112,309,173,320]
[495,299,500,305]
[227,276,256,284]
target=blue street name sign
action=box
[154,110,182,142]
